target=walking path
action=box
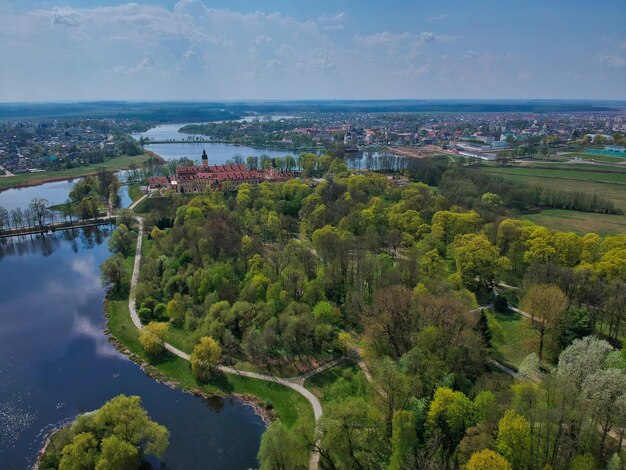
[127,215,329,469]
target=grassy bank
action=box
[106,299,313,428]
[0,154,154,191]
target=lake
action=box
[132,123,301,163]
[0,228,265,469]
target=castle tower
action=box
[201,149,208,168]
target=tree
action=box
[365,285,416,358]
[258,421,308,470]
[466,449,512,470]
[317,398,387,469]
[0,206,9,233]
[496,410,531,470]
[29,197,50,229]
[59,432,98,470]
[476,309,492,347]
[557,336,611,388]
[94,395,169,457]
[389,410,419,470]
[426,387,476,454]
[520,284,569,362]
[166,295,186,327]
[453,233,510,292]
[100,254,125,292]
[190,336,222,382]
[139,322,169,356]
[108,224,134,256]
[95,435,138,470]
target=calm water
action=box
[132,123,299,163]
[0,181,132,214]
[0,229,264,469]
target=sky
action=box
[0,0,625,102]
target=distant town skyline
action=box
[1,0,625,102]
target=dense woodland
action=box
[100,153,626,470]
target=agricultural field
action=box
[478,165,626,233]
[482,166,626,184]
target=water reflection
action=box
[0,226,265,469]
[0,225,113,260]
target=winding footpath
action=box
[126,209,327,469]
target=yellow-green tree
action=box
[139,322,169,356]
[496,410,531,469]
[59,432,98,470]
[191,336,222,382]
[466,449,512,470]
[426,387,476,453]
[95,435,138,470]
[453,233,510,291]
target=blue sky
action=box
[1,0,625,102]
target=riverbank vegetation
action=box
[0,153,157,192]
[101,149,625,469]
[38,395,169,470]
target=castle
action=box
[148,150,294,193]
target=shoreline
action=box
[0,152,164,193]
[102,305,275,426]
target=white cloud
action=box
[113,54,156,75]
[600,54,626,68]
[50,7,81,27]
[428,14,449,21]
[355,31,436,48]
[318,12,345,31]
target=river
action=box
[0,228,265,469]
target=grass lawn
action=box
[0,154,153,191]
[489,309,544,368]
[127,183,144,202]
[520,209,626,234]
[304,361,372,404]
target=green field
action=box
[482,166,626,185]
[0,154,153,191]
[521,209,626,234]
[478,165,626,233]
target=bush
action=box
[494,295,509,313]
[138,307,153,324]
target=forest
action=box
[100,153,626,470]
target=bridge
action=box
[0,216,115,239]
[144,139,211,144]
